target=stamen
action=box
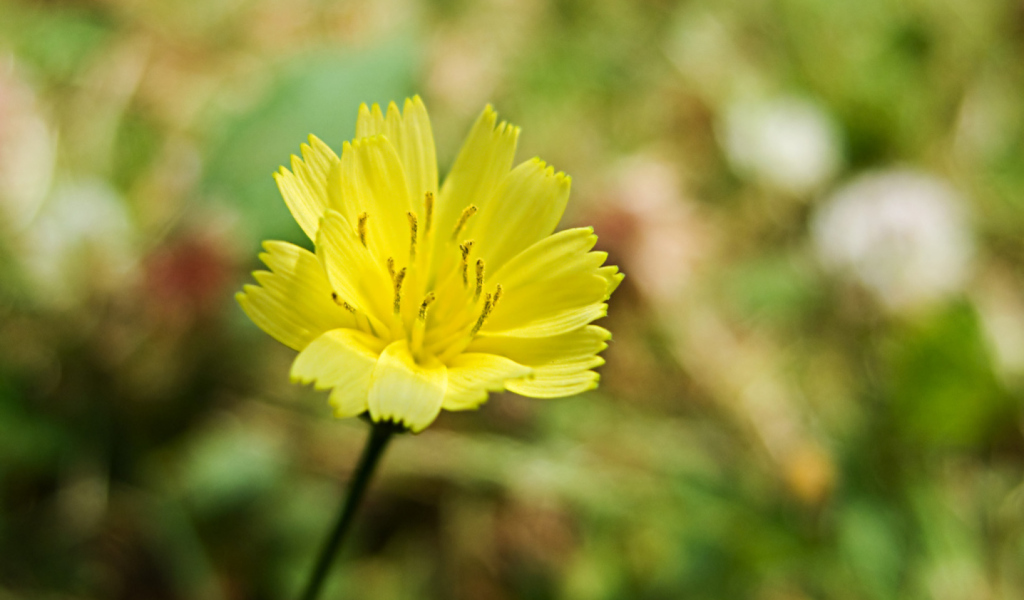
[471,293,493,335]
[424,192,434,233]
[451,205,478,241]
[418,292,436,320]
[410,291,434,358]
[459,241,474,286]
[357,311,378,337]
[492,284,503,308]
[407,212,418,260]
[331,292,356,313]
[387,256,396,280]
[357,212,369,247]
[392,268,407,314]
[474,259,485,301]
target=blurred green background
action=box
[2,0,1024,598]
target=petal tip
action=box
[287,361,307,384]
[261,239,286,253]
[501,123,522,140]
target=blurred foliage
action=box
[204,41,417,245]
[1,0,1024,599]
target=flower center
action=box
[329,196,503,365]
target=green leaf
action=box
[882,302,1014,448]
[838,501,905,600]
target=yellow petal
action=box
[469,326,610,398]
[465,157,571,273]
[290,329,387,418]
[275,135,339,241]
[368,340,448,432]
[236,241,355,351]
[482,228,622,337]
[338,136,414,263]
[433,106,519,256]
[324,159,358,226]
[356,98,438,207]
[441,353,532,411]
[315,209,393,333]
[356,102,385,139]
[300,135,338,188]
[385,96,439,208]
[469,325,610,365]
[597,265,625,295]
[506,369,600,398]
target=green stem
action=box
[299,420,399,600]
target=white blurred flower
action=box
[720,96,842,196]
[20,179,138,305]
[812,170,973,312]
[0,59,57,231]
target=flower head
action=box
[237,97,622,432]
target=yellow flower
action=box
[237,97,622,432]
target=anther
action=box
[407,212,418,260]
[459,241,474,286]
[471,293,493,335]
[387,256,396,280]
[451,205,478,241]
[331,292,356,313]
[474,259,485,301]
[424,192,434,233]
[392,268,407,314]
[492,284,503,308]
[418,292,436,320]
[357,212,369,247]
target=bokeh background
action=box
[2,0,1024,598]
